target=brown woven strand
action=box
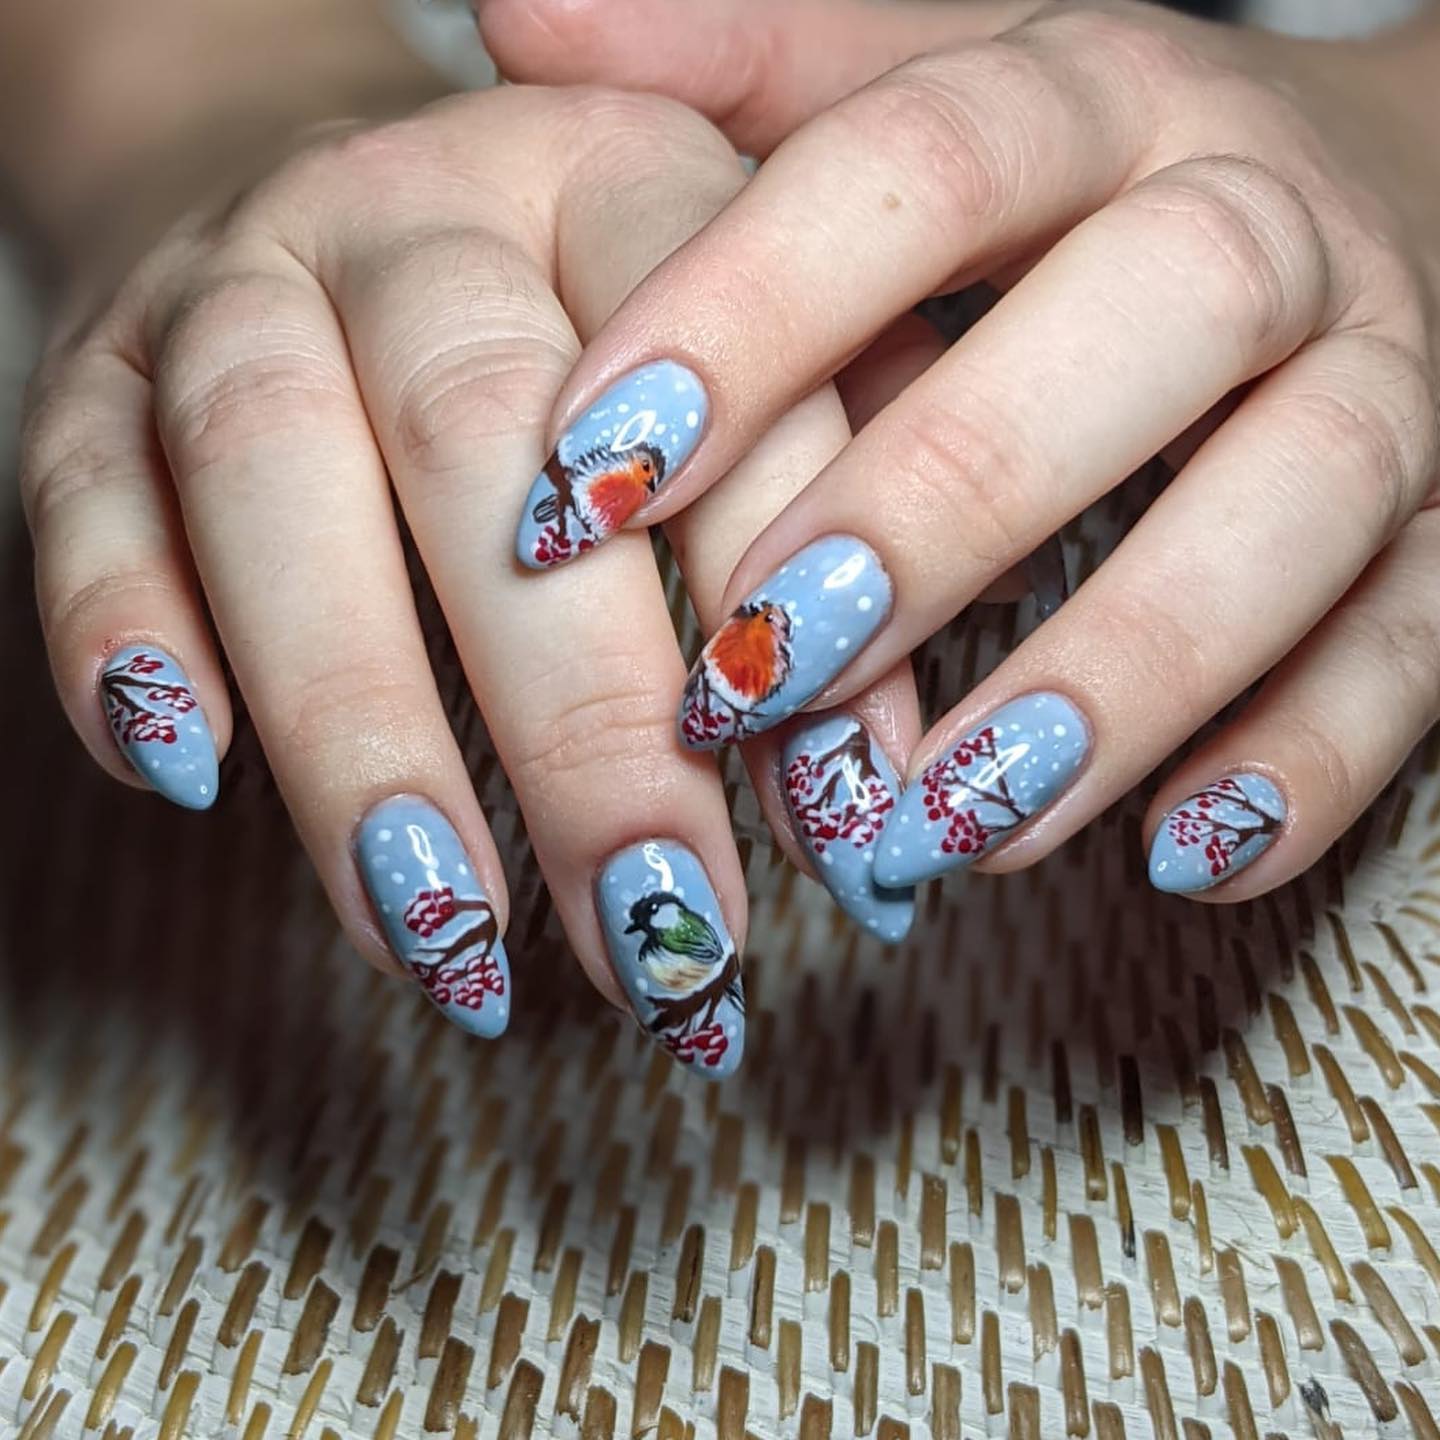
[1,482,1439,1437]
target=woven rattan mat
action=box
[1,474,1439,1440]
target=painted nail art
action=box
[357,797,511,1039]
[101,645,218,810]
[679,535,891,749]
[783,714,914,943]
[517,360,708,568]
[873,693,1089,888]
[1148,774,1286,894]
[596,840,744,1079]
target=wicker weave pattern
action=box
[1,502,1439,1439]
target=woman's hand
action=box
[18,82,928,1076]
[480,0,1440,900]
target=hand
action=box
[479,0,1440,900]
[19,83,926,1078]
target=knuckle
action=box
[380,235,572,475]
[1025,6,1195,81]
[41,567,178,656]
[506,662,679,798]
[155,273,355,471]
[275,659,418,765]
[840,48,1051,223]
[1342,597,1440,719]
[562,86,731,164]
[1102,591,1217,720]
[1273,353,1434,540]
[1127,156,1327,353]
[1283,708,1359,818]
[884,390,1046,569]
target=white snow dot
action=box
[457,864,469,876]
[391,871,406,885]
[835,637,850,651]
[820,853,835,868]
[900,814,911,824]
[867,919,880,931]
[373,854,388,867]
[685,410,699,428]
[188,726,202,735]
[617,402,630,413]
[862,850,874,862]
[380,904,390,915]
[798,569,808,578]
[653,423,667,436]
[149,758,160,770]
[377,828,392,843]
[198,784,210,796]
[674,379,690,394]
[1052,724,1068,738]
[857,595,874,612]
[636,977,649,994]
[890,845,903,856]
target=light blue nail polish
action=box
[596,840,744,1079]
[1148,773,1286,894]
[101,645,218,810]
[679,535,891,749]
[873,693,1089,888]
[357,797,511,1039]
[517,360,708,568]
[782,714,914,944]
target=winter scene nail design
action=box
[874,693,1089,889]
[679,535,891,749]
[597,840,744,1079]
[783,714,914,943]
[101,645,218,810]
[1148,773,1286,893]
[357,797,510,1039]
[516,360,708,568]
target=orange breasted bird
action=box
[532,441,667,547]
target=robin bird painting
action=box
[623,890,743,1036]
[530,440,667,548]
[681,600,795,742]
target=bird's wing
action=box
[668,912,726,967]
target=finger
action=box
[316,91,770,1071]
[146,243,513,1038]
[521,23,1151,564]
[1146,506,1440,899]
[22,341,228,809]
[680,151,1342,748]
[475,0,1042,156]
[869,327,1437,887]
[521,91,925,943]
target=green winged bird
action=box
[624,890,744,1034]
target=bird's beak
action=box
[623,920,641,935]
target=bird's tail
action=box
[531,491,560,525]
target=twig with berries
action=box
[1165,779,1282,879]
[921,726,1028,857]
[101,653,198,746]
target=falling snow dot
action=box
[199,784,210,796]
[617,403,630,413]
[1053,724,1068,738]
[188,726,202,735]
[862,850,874,862]
[373,855,388,867]
[654,423,667,436]
[674,380,690,393]
[457,864,469,875]
[798,569,808,578]
[900,814,911,824]
[377,829,393,843]
[857,595,873,612]
[380,904,390,914]
[835,637,850,651]
[685,410,699,428]
[149,758,160,770]
[891,845,903,856]
[820,853,835,868]
[391,871,406,885]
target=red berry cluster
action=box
[662,1021,729,1068]
[531,522,596,567]
[112,708,178,745]
[143,683,197,713]
[918,726,1004,857]
[403,885,457,938]
[681,700,729,747]
[123,653,165,675]
[417,953,505,1009]
[784,752,894,853]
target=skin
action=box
[5,0,922,1013]
[478,0,1440,902]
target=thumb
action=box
[473,0,1044,156]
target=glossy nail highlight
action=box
[1148,773,1285,894]
[517,360,708,568]
[874,693,1089,888]
[101,645,218,810]
[357,797,511,1038]
[596,840,744,1078]
[783,714,914,943]
[679,535,890,749]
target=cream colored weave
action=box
[1,480,1439,1439]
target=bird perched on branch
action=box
[531,441,666,545]
[624,890,743,1034]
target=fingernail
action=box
[101,645,218,810]
[1148,773,1286,893]
[517,360,708,568]
[782,714,914,943]
[679,534,891,749]
[596,839,744,1079]
[873,692,1089,888]
[357,797,511,1038]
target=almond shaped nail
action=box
[783,714,914,943]
[596,840,744,1079]
[357,797,511,1038]
[874,692,1089,888]
[101,645,218,810]
[516,360,708,568]
[1148,773,1286,893]
[679,534,891,749]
